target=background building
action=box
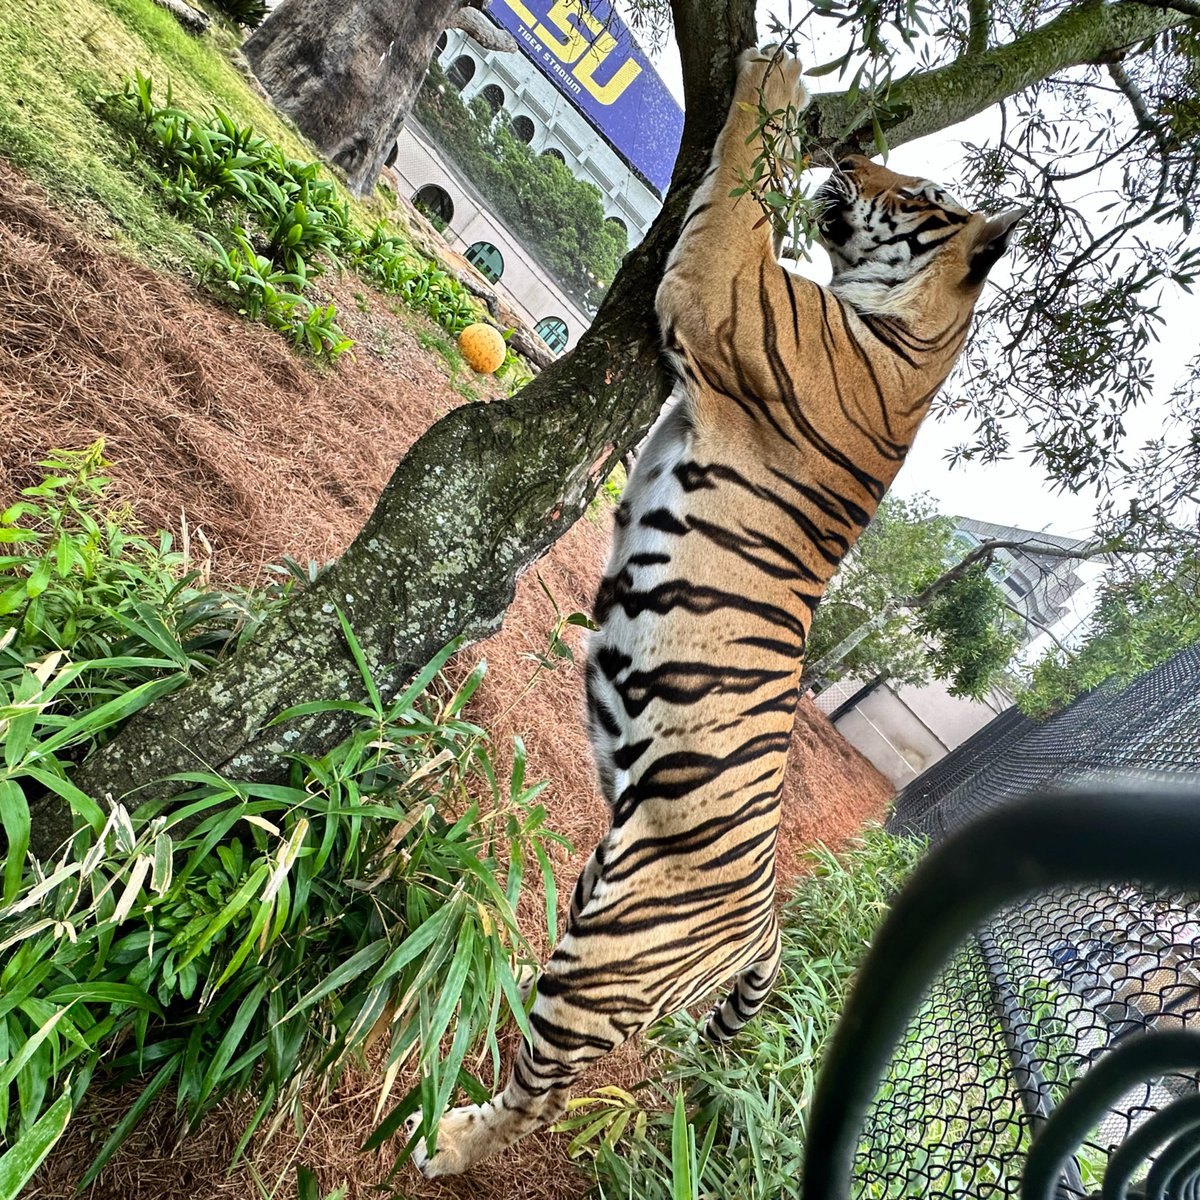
[814,518,1094,788]
[387,1,682,354]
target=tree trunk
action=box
[451,7,517,52]
[29,0,1189,857]
[243,0,464,197]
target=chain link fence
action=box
[807,646,1200,1200]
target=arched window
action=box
[434,32,448,58]
[465,241,504,284]
[412,184,454,229]
[535,316,569,353]
[512,114,535,144]
[448,55,476,90]
[480,84,505,115]
[605,215,627,240]
[541,147,566,164]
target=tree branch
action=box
[1128,0,1200,18]
[452,8,518,53]
[806,0,1191,159]
[999,598,1068,653]
[966,0,991,55]
[37,0,759,853]
[1106,59,1173,158]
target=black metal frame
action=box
[802,785,1200,1200]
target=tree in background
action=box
[802,495,1021,700]
[1019,559,1200,717]
[913,562,1021,699]
[805,495,954,688]
[32,0,1200,852]
[414,63,627,310]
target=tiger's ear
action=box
[965,206,1027,287]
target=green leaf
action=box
[197,978,270,1106]
[495,957,532,1044]
[17,767,106,835]
[279,939,389,1022]
[670,1089,695,1200]
[0,1087,71,1200]
[367,905,454,990]
[336,607,380,713]
[77,1058,178,1189]
[389,637,465,717]
[24,559,52,599]
[0,780,30,906]
[0,1003,73,1092]
[174,863,268,970]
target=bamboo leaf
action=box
[0,1087,71,1200]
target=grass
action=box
[561,830,928,1200]
[0,0,324,274]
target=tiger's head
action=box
[817,154,1026,320]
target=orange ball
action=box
[457,322,506,374]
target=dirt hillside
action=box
[2,159,894,1199]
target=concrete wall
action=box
[390,123,591,352]
[818,677,1010,789]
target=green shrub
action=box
[101,75,529,374]
[0,448,567,1184]
[209,0,268,29]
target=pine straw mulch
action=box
[1,158,895,1200]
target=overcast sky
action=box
[627,4,1200,548]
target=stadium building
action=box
[387,1,683,353]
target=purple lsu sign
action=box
[489,0,683,195]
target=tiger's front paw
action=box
[405,1105,487,1179]
[736,46,808,117]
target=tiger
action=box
[408,46,1025,1177]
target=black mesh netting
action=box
[849,646,1200,1199]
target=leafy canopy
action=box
[1019,557,1200,716]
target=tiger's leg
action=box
[702,922,782,1043]
[512,840,610,1005]
[407,931,645,1179]
[656,48,807,353]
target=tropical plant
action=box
[102,75,516,369]
[0,448,567,1185]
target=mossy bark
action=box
[806,0,1187,158]
[29,0,1192,856]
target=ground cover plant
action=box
[0,0,314,273]
[0,447,567,1193]
[103,74,525,371]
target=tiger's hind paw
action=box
[404,1105,486,1179]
